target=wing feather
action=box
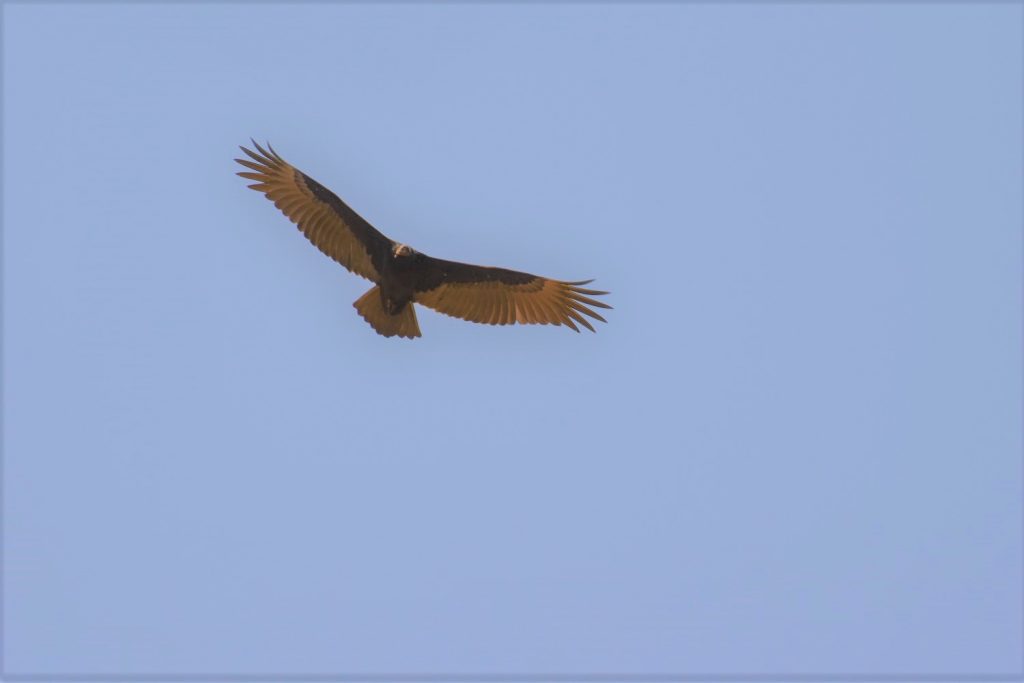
[565,306,594,332]
[521,295,546,325]
[235,141,391,282]
[489,284,505,325]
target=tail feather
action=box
[353,286,421,339]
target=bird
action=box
[235,141,611,339]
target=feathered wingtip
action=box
[235,139,284,170]
[234,139,291,191]
[557,279,612,332]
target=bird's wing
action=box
[236,141,392,282]
[412,257,611,332]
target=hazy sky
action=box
[4,2,1022,678]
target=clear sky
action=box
[3,1,1022,678]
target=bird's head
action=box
[392,243,416,259]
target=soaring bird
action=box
[235,141,611,339]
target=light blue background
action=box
[3,2,1022,677]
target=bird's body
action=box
[378,246,419,313]
[236,141,610,338]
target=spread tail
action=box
[353,286,421,339]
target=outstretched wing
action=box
[412,257,611,332]
[235,141,393,282]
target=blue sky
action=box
[3,1,1022,677]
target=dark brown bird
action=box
[235,141,611,339]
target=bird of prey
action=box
[235,141,611,339]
